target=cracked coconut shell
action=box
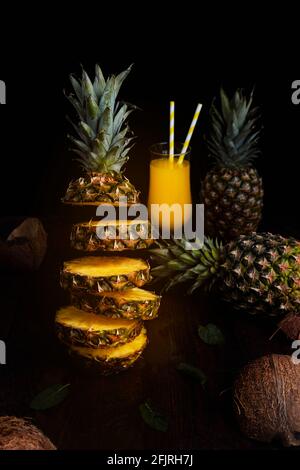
[0,416,56,450]
[233,354,300,447]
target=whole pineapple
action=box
[62,64,140,205]
[201,88,263,240]
[151,233,300,316]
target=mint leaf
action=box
[198,323,225,346]
[177,362,207,387]
[30,384,70,411]
[139,401,168,432]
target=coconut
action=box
[0,416,56,450]
[278,313,300,341]
[233,354,300,447]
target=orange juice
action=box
[148,158,192,231]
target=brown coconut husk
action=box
[278,313,300,340]
[233,354,300,447]
[0,416,56,450]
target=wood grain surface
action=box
[0,217,295,450]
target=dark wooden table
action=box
[0,216,296,450]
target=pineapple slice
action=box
[69,327,148,374]
[60,256,151,292]
[71,287,161,320]
[56,305,142,348]
[71,219,154,252]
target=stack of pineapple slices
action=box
[57,255,160,374]
[57,64,161,373]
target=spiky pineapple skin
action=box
[55,313,142,349]
[202,167,263,240]
[70,220,153,252]
[218,233,300,315]
[60,257,151,293]
[61,269,151,292]
[69,348,145,375]
[151,233,300,317]
[68,328,148,375]
[70,289,161,320]
[204,88,263,241]
[60,271,151,292]
[63,171,140,206]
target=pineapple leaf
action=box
[79,121,96,140]
[69,74,83,104]
[188,279,206,294]
[150,237,222,293]
[114,104,133,135]
[120,143,135,160]
[168,269,198,288]
[66,116,90,145]
[104,145,121,162]
[93,64,106,100]
[220,87,231,123]
[68,135,90,153]
[167,259,189,271]
[82,70,97,103]
[99,107,113,149]
[150,248,172,262]
[207,87,261,168]
[99,76,116,115]
[112,125,130,146]
[169,245,186,258]
[71,148,87,160]
[72,150,91,171]
[65,93,84,121]
[92,138,107,159]
[179,253,198,266]
[66,64,135,172]
[115,64,133,98]
[87,95,99,120]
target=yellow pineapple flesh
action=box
[56,305,142,348]
[60,256,151,292]
[69,327,148,374]
[71,287,161,320]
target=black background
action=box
[0,16,300,458]
[0,35,299,237]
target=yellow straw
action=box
[178,103,202,165]
[169,101,175,162]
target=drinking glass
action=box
[148,142,192,232]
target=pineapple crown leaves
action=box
[206,87,261,169]
[65,64,136,173]
[150,237,224,294]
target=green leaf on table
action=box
[139,400,168,433]
[198,323,225,346]
[30,383,70,411]
[177,362,207,387]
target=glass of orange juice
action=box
[148,142,192,233]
